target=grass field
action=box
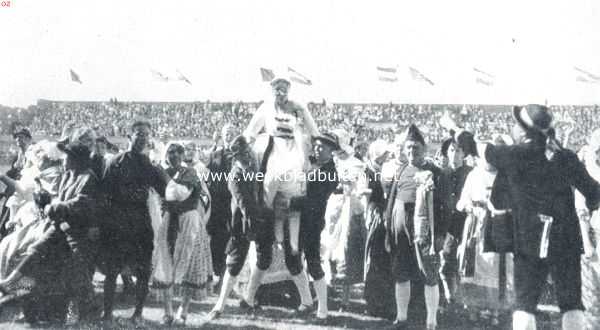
[0,274,565,330]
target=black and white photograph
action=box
[1,1,600,329]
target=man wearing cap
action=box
[206,124,237,288]
[208,135,272,320]
[437,135,473,307]
[442,105,600,330]
[383,124,443,330]
[292,132,340,321]
[242,76,319,313]
[0,140,101,322]
[0,127,33,237]
[100,118,170,323]
[6,127,33,181]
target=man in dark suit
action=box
[208,135,272,320]
[206,124,236,285]
[100,118,170,323]
[443,105,600,330]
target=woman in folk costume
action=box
[363,139,396,319]
[322,129,368,311]
[455,134,515,326]
[383,124,442,330]
[242,76,319,312]
[575,128,600,329]
[151,142,212,326]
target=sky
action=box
[1,0,600,107]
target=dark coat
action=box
[206,147,233,235]
[227,162,259,237]
[438,165,471,238]
[46,169,100,231]
[300,159,339,234]
[484,142,600,257]
[102,151,168,235]
[364,166,395,318]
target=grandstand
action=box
[1,100,598,165]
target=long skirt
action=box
[363,202,396,319]
[151,207,213,301]
[322,194,366,285]
[459,212,514,310]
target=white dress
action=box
[322,154,368,284]
[456,165,514,310]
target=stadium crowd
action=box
[3,100,600,152]
[0,91,599,329]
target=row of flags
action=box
[68,66,600,86]
[377,66,600,87]
[150,69,192,85]
[69,68,193,85]
[259,67,312,85]
[378,66,487,86]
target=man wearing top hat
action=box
[442,104,600,330]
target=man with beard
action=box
[100,118,170,324]
[206,124,236,290]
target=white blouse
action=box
[456,165,497,212]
